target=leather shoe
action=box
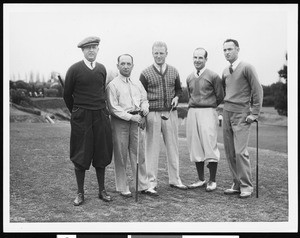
[170,184,188,190]
[120,191,132,198]
[99,190,112,202]
[206,181,217,192]
[187,180,206,189]
[73,193,84,206]
[224,188,240,195]
[239,191,252,199]
[140,188,159,197]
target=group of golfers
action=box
[63,36,263,206]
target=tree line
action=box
[10,58,287,116]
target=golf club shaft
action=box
[162,105,174,120]
[57,75,64,88]
[256,120,258,198]
[168,105,174,118]
[135,125,140,202]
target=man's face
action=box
[223,41,239,63]
[193,49,207,71]
[117,55,133,77]
[82,44,99,62]
[152,46,167,65]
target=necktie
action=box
[229,64,233,74]
[159,65,163,75]
[91,62,93,69]
[197,70,200,76]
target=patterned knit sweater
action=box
[139,64,182,111]
[222,61,263,115]
[63,60,107,112]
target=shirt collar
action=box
[231,58,241,70]
[83,58,95,69]
[195,66,206,77]
[119,74,131,83]
[154,63,167,72]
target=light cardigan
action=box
[222,61,263,115]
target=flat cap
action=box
[77,36,100,48]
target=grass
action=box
[9,121,288,223]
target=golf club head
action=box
[161,115,169,120]
[161,105,174,120]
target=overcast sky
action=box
[4,4,297,86]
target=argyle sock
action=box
[195,162,205,181]
[75,169,85,194]
[207,162,218,182]
[96,167,105,192]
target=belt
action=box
[128,111,140,115]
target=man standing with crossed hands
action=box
[107,54,158,198]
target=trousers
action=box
[111,116,150,192]
[145,110,183,188]
[186,107,220,162]
[70,107,112,169]
[222,109,253,193]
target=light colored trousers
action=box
[186,108,220,162]
[111,116,150,193]
[145,110,183,189]
[222,109,253,193]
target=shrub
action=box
[44,88,59,97]
[177,107,188,119]
[10,89,25,104]
[179,87,189,103]
[262,95,275,107]
[271,82,287,116]
[10,89,33,106]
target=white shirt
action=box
[231,58,241,71]
[194,66,207,77]
[154,62,167,74]
[106,74,149,121]
[83,58,95,70]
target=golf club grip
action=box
[58,75,64,88]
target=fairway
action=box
[8,121,289,226]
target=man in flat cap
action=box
[64,36,113,206]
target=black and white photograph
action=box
[3,3,298,235]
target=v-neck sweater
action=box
[186,68,224,108]
[64,60,107,112]
[222,61,263,114]
[139,64,182,111]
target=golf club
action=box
[161,105,174,120]
[57,74,64,88]
[135,124,140,202]
[254,119,259,198]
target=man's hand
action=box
[246,114,258,124]
[171,96,179,107]
[141,108,149,117]
[139,117,146,130]
[131,115,142,123]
